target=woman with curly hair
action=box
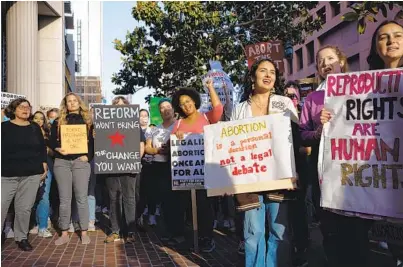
[170,79,223,252]
[29,111,54,238]
[1,98,48,251]
[50,93,94,246]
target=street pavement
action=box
[1,214,396,267]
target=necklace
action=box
[251,96,268,115]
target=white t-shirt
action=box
[142,127,154,163]
[149,123,175,162]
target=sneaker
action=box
[213,220,218,229]
[95,206,102,213]
[397,259,402,267]
[5,228,14,239]
[200,237,215,253]
[102,207,109,214]
[88,220,96,232]
[104,233,120,243]
[47,218,52,229]
[148,215,157,226]
[38,229,53,238]
[155,205,161,216]
[68,223,75,233]
[29,226,39,234]
[168,235,186,245]
[143,207,148,216]
[238,240,245,255]
[379,241,389,250]
[126,232,136,244]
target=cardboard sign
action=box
[245,41,284,72]
[319,69,403,219]
[204,113,297,196]
[93,105,141,174]
[60,125,88,154]
[149,97,163,125]
[170,134,205,190]
[1,92,26,109]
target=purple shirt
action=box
[299,90,325,146]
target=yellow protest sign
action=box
[61,125,88,154]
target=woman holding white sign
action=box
[50,93,94,246]
[366,20,403,267]
[306,45,373,267]
[230,58,300,267]
[171,80,223,253]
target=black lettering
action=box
[346,99,356,120]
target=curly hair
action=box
[172,88,201,118]
[367,20,403,70]
[316,45,349,81]
[4,98,31,120]
[30,111,50,139]
[240,58,282,103]
[58,92,92,130]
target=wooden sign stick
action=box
[191,189,199,253]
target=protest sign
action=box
[170,134,205,190]
[149,97,163,125]
[60,125,88,154]
[204,113,297,196]
[319,69,403,219]
[202,61,234,107]
[93,105,141,174]
[245,41,284,72]
[1,92,26,109]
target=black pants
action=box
[185,189,214,239]
[106,174,137,234]
[235,209,244,241]
[152,162,186,236]
[138,163,159,215]
[320,210,372,267]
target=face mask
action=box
[49,119,55,124]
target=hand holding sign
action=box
[205,78,214,90]
[320,109,332,125]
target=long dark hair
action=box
[367,20,403,70]
[240,58,282,103]
[30,111,50,138]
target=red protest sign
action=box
[245,41,285,72]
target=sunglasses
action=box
[285,93,298,100]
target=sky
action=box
[102,1,151,109]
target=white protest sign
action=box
[319,69,403,219]
[204,113,297,196]
[1,92,26,109]
[170,134,205,190]
[202,61,234,108]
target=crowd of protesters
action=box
[1,20,402,267]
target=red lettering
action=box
[327,76,337,97]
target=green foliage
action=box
[341,1,403,34]
[112,1,323,96]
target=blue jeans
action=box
[36,170,52,230]
[244,195,291,267]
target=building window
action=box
[307,41,315,65]
[330,1,341,16]
[317,6,326,23]
[287,58,293,75]
[296,48,303,71]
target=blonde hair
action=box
[316,45,349,81]
[58,93,92,137]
